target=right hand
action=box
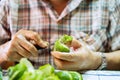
[2,29,48,62]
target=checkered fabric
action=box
[0,0,120,68]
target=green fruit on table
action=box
[45,74,60,80]
[8,58,34,80]
[19,70,43,80]
[0,71,2,80]
[8,58,83,80]
[39,64,55,77]
[55,70,83,80]
[55,71,72,80]
[69,71,83,80]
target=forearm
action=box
[0,47,8,69]
[105,50,120,70]
[0,58,14,69]
[0,43,7,64]
[0,54,6,66]
[0,42,14,69]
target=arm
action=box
[105,51,120,70]
[51,1,120,71]
[51,0,120,70]
[0,0,48,69]
[0,0,11,45]
[0,0,14,69]
[51,41,120,70]
[87,0,120,70]
[105,0,120,70]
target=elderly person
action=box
[0,0,120,70]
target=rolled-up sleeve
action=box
[109,0,120,51]
[0,0,11,45]
[81,0,120,52]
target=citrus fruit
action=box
[69,71,83,80]
[55,71,72,80]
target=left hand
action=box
[51,39,101,70]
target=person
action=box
[0,0,120,70]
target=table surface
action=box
[3,70,120,80]
[82,70,120,80]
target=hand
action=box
[67,38,81,50]
[2,29,48,62]
[51,39,101,70]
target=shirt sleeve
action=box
[109,0,120,51]
[0,0,11,45]
[82,0,120,52]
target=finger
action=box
[54,58,79,70]
[51,51,79,61]
[19,29,48,48]
[17,34,38,56]
[16,43,33,58]
[29,33,48,48]
[71,38,81,48]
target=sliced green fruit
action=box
[0,71,2,80]
[69,71,83,80]
[8,63,27,80]
[8,58,34,80]
[0,67,2,80]
[20,58,34,72]
[55,71,72,80]
[45,74,60,80]
[54,34,73,52]
[54,40,70,52]
[8,58,83,80]
[60,35,73,44]
[39,64,55,77]
[19,70,43,80]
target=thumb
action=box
[70,38,81,49]
[51,51,80,61]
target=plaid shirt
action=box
[0,0,120,68]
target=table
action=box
[3,70,120,80]
[82,70,120,80]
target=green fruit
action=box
[8,64,27,80]
[20,58,34,72]
[54,40,70,52]
[55,71,72,80]
[69,71,83,80]
[8,58,34,80]
[60,35,73,44]
[19,70,43,80]
[54,35,73,52]
[0,71,2,80]
[45,74,60,80]
[39,64,55,77]
[8,58,83,80]
[0,67,2,80]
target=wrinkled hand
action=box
[51,39,101,70]
[3,29,48,62]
